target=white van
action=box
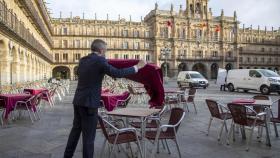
[226,69,280,95]
[177,71,209,89]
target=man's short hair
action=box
[91,39,106,52]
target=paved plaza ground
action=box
[0,80,280,158]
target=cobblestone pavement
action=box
[0,80,280,158]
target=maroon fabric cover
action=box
[0,94,31,119]
[24,88,48,95]
[108,59,164,108]
[101,91,130,111]
[232,98,255,104]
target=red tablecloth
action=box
[24,88,48,95]
[232,99,255,104]
[101,91,130,111]
[108,59,164,108]
[0,93,31,119]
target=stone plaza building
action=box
[0,0,279,84]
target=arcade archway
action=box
[178,62,188,72]
[192,63,207,78]
[52,66,70,79]
[210,63,219,79]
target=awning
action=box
[108,59,164,108]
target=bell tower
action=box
[186,0,209,19]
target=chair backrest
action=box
[205,99,221,119]
[253,95,270,100]
[166,108,185,134]
[227,103,248,126]
[117,94,131,108]
[98,115,109,140]
[187,88,196,102]
[127,85,136,94]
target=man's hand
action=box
[136,60,146,69]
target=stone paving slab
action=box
[0,81,280,158]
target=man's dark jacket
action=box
[73,53,136,108]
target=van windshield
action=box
[190,73,204,79]
[258,70,280,77]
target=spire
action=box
[95,13,97,20]
[107,13,109,20]
[170,3,174,12]
[60,11,62,18]
[141,16,143,22]
[70,12,72,18]
[155,2,158,10]
[233,10,237,21]
[129,15,131,22]
[118,14,120,21]
[83,12,85,19]
[221,9,224,17]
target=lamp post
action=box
[160,46,171,82]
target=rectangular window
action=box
[63,53,68,61]
[134,55,140,60]
[75,53,81,60]
[124,54,129,59]
[160,27,168,38]
[123,42,128,49]
[145,43,150,49]
[146,55,150,61]
[63,27,68,35]
[239,57,243,62]
[123,30,128,37]
[134,30,139,37]
[63,40,68,48]
[55,53,59,61]
[212,51,218,57]
[134,42,139,49]
[75,40,81,48]
[114,54,119,59]
[145,31,150,38]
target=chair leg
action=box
[206,117,213,136]
[246,126,255,151]
[218,120,225,141]
[174,137,182,158]
[227,121,234,145]
[193,102,197,114]
[136,136,143,158]
[164,139,171,154]
[273,122,279,137]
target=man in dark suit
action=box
[64,39,146,158]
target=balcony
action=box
[225,57,237,62]
[158,55,175,61]
[240,61,279,66]
[176,55,223,62]
[0,1,53,62]
[16,0,53,47]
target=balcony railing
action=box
[240,61,279,66]
[0,1,53,62]
[240,50,280,55]
[176,55,223,61]
[17,0,53,47]
[225,57,237,62]
[158,55,175,60]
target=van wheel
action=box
[243,90,249,93]
[278,92,280,95]
[260,85,270,95]
[203,86,207,89]
[228,84,235,92]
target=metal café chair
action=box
[98,115,143,158]
[179,88,197,113]
[0,99,6,126]
[270,98,280,137]
[227,103,267,151]
[145,108,185,158]
[205,99,232,141]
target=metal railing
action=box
[176,55,223,61]
[0,1,53,62]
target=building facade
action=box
[0,0,279,85]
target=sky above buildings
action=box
[46,0,280,30]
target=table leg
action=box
[141,117,146,158]
[265,108,271,147]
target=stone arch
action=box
[0,40,8,56]
[74,65,79,80]
[52,66,71,79]
[225,63,233,71]
[210,63,219,79]
[160,62,170,77]
[192,63,207,78]
[178,62,188,72]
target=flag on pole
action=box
[215,25,220,32]
[167,20,173,28]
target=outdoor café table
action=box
[0,93,31,119]
[101,91,130,111]
[23,88,48,95]
[231,99,273,146]
[106,108,161,158]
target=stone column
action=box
[0,56,11,85]
[11,59,20,84]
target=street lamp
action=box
[160,46,171,81]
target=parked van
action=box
[226,69,280,95]
[177,71,209,88]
